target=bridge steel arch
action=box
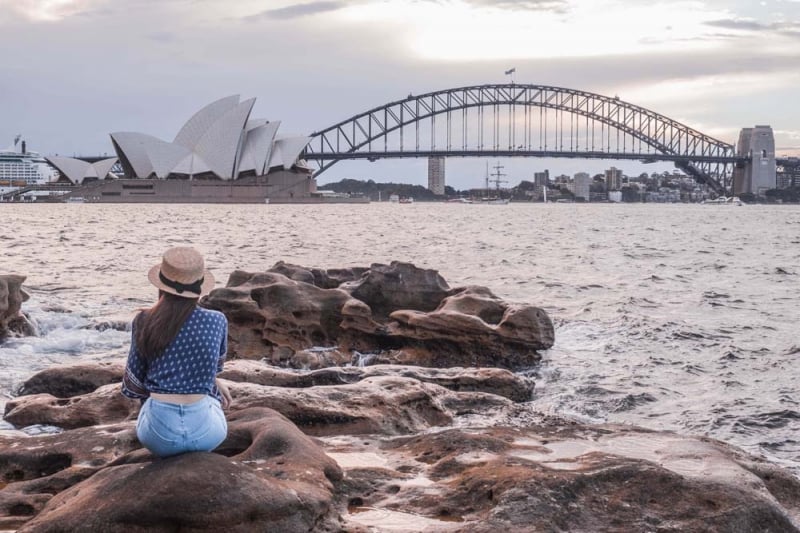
[305,84,742,194]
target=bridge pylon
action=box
[733,126,776,197]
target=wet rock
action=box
[13,408,344,533]
[219,360,534,402]
[16,362,125,398]
[202,262,554,369]
[4,384,139,430]
[328,424,800,532]
[0,274,35,340]
[4,359,800,531]
[5,363,515,437]
[226,376,461,436]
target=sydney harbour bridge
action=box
[302,83,795,196]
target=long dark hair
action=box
[134,291,198,361]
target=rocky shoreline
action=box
[2,263,800,532]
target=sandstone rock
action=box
[0,420,141,527]
[219,360,534,402]
[0,274,35,340]
[16,362,125,398]
[13,408,344,533]
[375,286,554,368]
[5,364,515,438]
[202,270,354,360]
[225,376,460,436]
[328,424,800,532]
[202,262,554,369]
[342,261,451,321]
[267,261,367,289]
[4,384,139,430]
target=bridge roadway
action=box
[313,149,747,165]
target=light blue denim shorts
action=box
[136,395,227,458]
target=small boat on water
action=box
[480,197,509,205]
[702,196,744,205]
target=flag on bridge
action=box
[504,68,516,75]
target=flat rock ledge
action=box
[3,360,800,532]
[200,261,555,370]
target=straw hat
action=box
[147,247,215,299]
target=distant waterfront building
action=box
[605,167,623,191]
[427,156,445,195]
[573,172,590,200]
[534,170,549,186]
[777,162,799,189]
[733,126,776,197]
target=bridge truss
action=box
[304,84,745,194]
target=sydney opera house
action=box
[58,95,328,203]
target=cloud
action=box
[248,1,347,20]
[705,18,767,31]
[464,0,568,12]
[705,18,800,36]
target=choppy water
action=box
[2,203,799,475]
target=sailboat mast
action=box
[485,161,489,197]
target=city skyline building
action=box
[534,170,549,186]
[605,166,623,191]
[573,172,590,200]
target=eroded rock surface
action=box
[16,362,125,398]
[0,274,35,340]
[219,360,534,402]
[331,425,800,532]
[3,356,800,532]
[13,409,344,533]
[202,261,554,369]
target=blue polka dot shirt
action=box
[122,307,228,402]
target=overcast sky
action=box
[1,0,799,188]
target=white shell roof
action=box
[110,96,305,181]
[46,156,119,184]
[92,157,119,181]
[238,121,280,176]
[111,132,162,178]
[173,95,240,150]
[172,152,211,175]
[193,98,255,179]
[269,136,311,170]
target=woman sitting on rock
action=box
[121,246,231,458]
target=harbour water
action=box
[1,202,799,476]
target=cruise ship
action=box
[0,138,59,188]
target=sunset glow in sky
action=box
[1,0,798,185]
